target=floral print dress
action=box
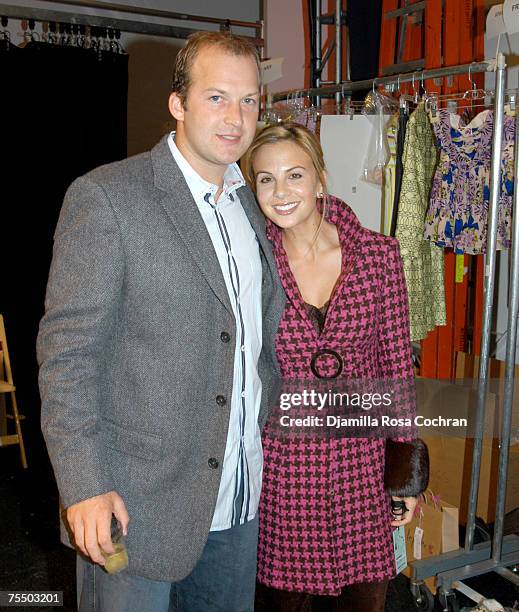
[423,109,514,254]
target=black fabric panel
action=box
[347,0,383,101]
[0,41,128,441]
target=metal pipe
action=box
[492,88,519,562]
[315,0,322,106]
[0,3,263,42]
[272,60,492,101]
[464,52,507,552]
[31,0,263,31]
[494,566,519,587]
[335,0,342,108]
[259,17,265,114]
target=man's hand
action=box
[390,495,418,527]
[66,491,129,565]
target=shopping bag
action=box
[403,490,459,592]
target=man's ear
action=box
[168,92,185,122]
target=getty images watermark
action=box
[264,378,500,439]
[278,389,468,430]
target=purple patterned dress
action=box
[423,109,514,254]
[257,196,416,595]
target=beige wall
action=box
[264,0,306,93]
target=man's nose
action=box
[224,102,243,127]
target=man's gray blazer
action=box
[37,135,285,582]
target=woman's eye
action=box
[289,173,302,179]
[258,176,272,184]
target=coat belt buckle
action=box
[310,348,343,380]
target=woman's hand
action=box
[390,495,418,527]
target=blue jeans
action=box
[77,516,258,612]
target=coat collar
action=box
[150,135,278,314]
[266,195,365,337]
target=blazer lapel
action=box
[237,186,278,280]
[151,136,233,315]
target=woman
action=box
[242,123,429,611]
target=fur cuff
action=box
[384,439,430,497]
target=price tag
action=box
[413,526,424,560]
[393,526,408,574]
[455,254,465,283]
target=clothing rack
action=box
[275,54,519,610]
[0,0,264,44]
[271,60,493,102]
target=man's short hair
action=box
[172,31,261,107]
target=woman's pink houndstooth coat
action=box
[257,195,417,595]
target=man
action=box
[37,31,284,612]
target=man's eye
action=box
[209,95,222,103]
[243,97,257,105]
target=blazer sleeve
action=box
[377,240,429,497]
[37,175,123,509]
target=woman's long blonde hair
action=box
[242,122,329,247]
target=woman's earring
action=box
[317,192,323,198]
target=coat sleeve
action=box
[37,175,123,509]
[377,240,429,497]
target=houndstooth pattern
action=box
[257,196,416,595]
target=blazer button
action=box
[220,331,231,343]
[216,395,226,406]
[208,457,219,469]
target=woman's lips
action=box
[272,202,300,215]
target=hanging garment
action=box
[390,107,409,236]
[424,109,514,254]
[383,113,398,235]
[257,196,416,595]
[395,103,447,342]
[294,109,318,135]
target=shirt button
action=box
[208,457,219,469]
[220,331,231,343]
[241,392,246,398]
[241,345,245,352]
[216,395,226,406]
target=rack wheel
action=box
[411,583,434,611]
[437,587,460,612]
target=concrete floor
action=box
[1,432,517,612]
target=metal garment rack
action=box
[273,54,519,611]
[272,59,493,103]
[309,0,348,107]
[0,0,264,44]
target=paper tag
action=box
[413,526,424,560]
[455,254,465,283]
[393,526,408,573]
[487,3,506,39]
[504,0,519,35]
[260,57,284,85]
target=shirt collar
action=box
[167,132,245,203]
